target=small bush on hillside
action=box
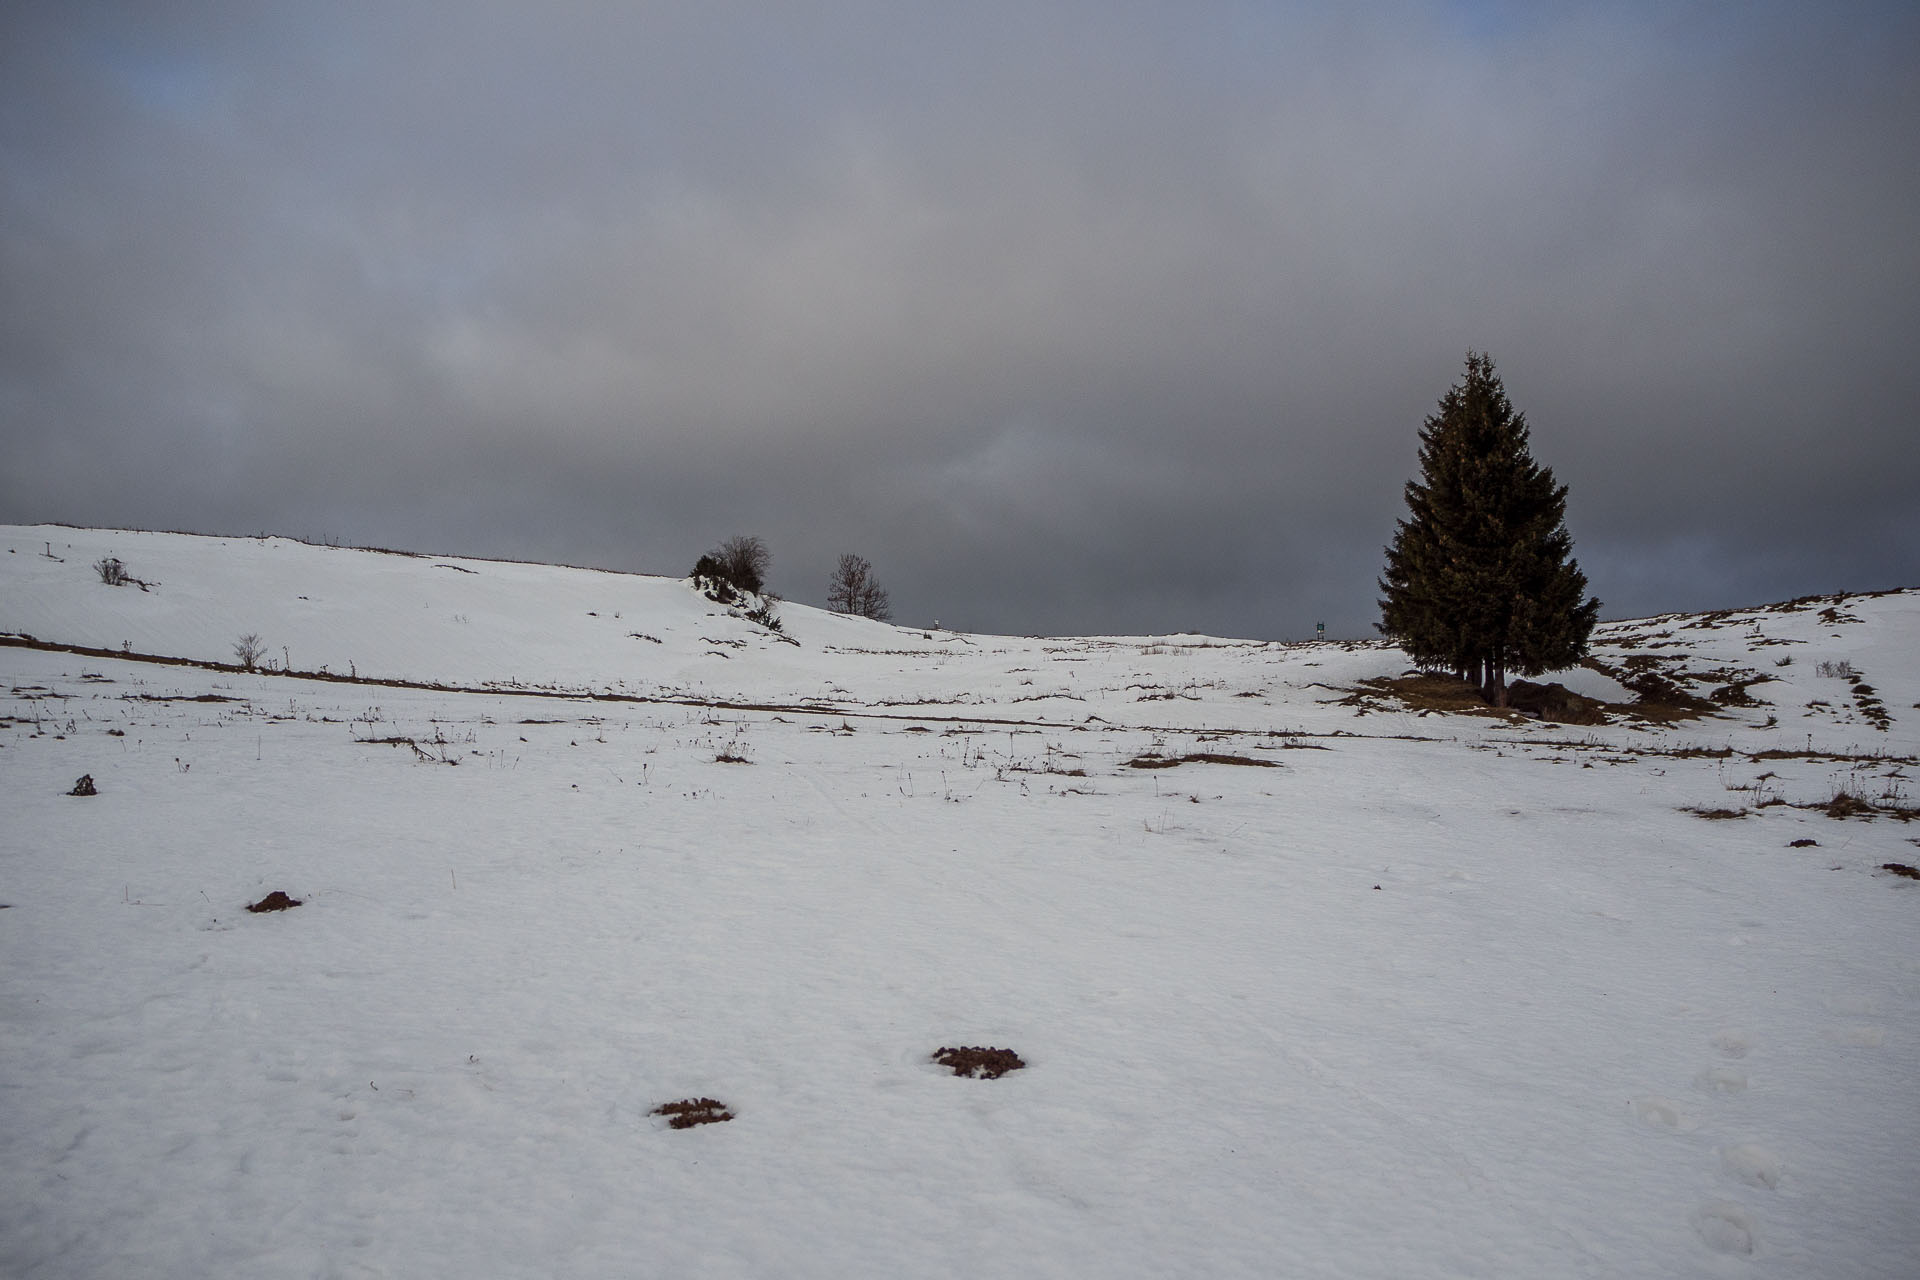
[744,597,783,632]
[233,633,266,671]
[691,537,785,634]
[93,557,155,589]
[692,536,769,597]
[691,552,737,602]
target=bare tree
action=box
[827,553,892,621]
[233,633,266,671]
[718,535,770,594]
[694,535,771,596]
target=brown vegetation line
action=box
[0,632,1383,742]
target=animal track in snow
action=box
[1709,1030,1750,1058]
[1833,1024,1886,1048]
[1691,1200,1757,1255]
[1719,1144,1782,1190]
[1694,1067,1747,1094]
[1629,1095,1696,1131]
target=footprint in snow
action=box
[1630,1095,1697,1131]
[1694,1067,1748,1095]
[1719,1144,1783,1190]
[1710,1029,1751,1058]
[1691,1200,1757,1256]
[1833,1024,1886,1048]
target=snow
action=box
[3,526,1918,1277]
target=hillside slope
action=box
[3,527,1917,1278]
[6,525,1915,748]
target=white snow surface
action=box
[3,525,1918,1278]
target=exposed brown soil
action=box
[1686,808,1748,821]
[1344,674,1520,719]
[933,1046,1026,1079]
[247,891,302,913]
[1585,657,1720,723]
[133,693,241,703]
[1789,838,1820,848]
[653,1097,733,1128]
[1881,863,1920,880]
[1126,752,1278,769]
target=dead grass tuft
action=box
[1347,674,1515,718]
[1825,792,1878,820]
[1585,657,1721,722]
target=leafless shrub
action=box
[94,557,129,586]
[233,633,266,671]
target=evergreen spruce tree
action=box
[1379,352,1600,705]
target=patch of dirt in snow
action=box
[653,1097,733,1128]
[1124,752,1277,769]
[933,1046,1026,1079]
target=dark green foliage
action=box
[745,597,784,632]
[692,536,783,632]
[691,536,770,600]
[691,552,737,602]
[1379,353,1600,705]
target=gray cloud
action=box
[4,1,1916,637]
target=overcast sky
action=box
[3,2,1915,638]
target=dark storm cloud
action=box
[4,1,1916,637]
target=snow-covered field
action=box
[3,526,1917,1278]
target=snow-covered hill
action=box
[8,525,1915,747]
[3,526,1917,1277]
